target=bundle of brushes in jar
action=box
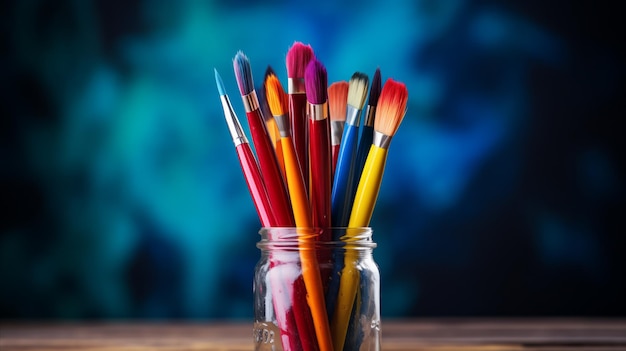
[215,41,408,351]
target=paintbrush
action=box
[330,72,369,228]
[305,59,332,232]
[261,66,286,178]
[332,78,408,351]
[215,68,275,228]
[216,69,302,349]
[233,51,294,227]
[353,68,381,193]
[267,69,332,351]
[328,81,349,178]
[265,72,319,351]
[286,42,315,191]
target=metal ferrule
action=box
[241,91,259,113]
[372,130,392,149]
[220,95,248,147]
[345,105,361,126]
[331,121,344,145]
[364,105,376,127]
[288,78,306,94]
[307,102,328,121]
[273,114,291,138]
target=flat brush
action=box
[333,78,408,351]
[266,73,319,351]
[267,70,332,351]
[330,72,369,228]
[216,69,299,348]
[286,42,315,191]
[353,68,381,193]
[328,81,349,178]
[233,51,294,227]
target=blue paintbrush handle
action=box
[331,121,360,229]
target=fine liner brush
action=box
[233,51,294,226]
[353,68,381,193]
[268,70,333,351]
[330,72,369,228]
[305,59,332,231]
[328,81,349,178]
[332,78,408,351]
[261,66,286,178]
[265,71,319,351]
[215,69,300,348]
[286,42,315,191]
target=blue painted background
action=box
[2,0,624,319]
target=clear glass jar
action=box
[254,227,380,351]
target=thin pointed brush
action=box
[233,51,294,227]
[215,68,275,228]
[286,42,315,191]
[328,81,349,178]
[353,68,381,193]
[330,72,369,228]
[266,73,319,351]
[261,66,286,178]
[216,69,301,348]
[305,59,332,231]
[332,79,408,351]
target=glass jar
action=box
[253,227,380,351]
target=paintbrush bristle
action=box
[233,51,254,95]
[328,81,349,122]
[374,78,408,137]
[304,59,327,105]
[215,68,227,96]
[368,68,382,107]
[286,42,315,79]
[347,72,369,109]
[265,73,288,117]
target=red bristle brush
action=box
[286,42,315,191]
[233,51,294,227]
[328,81,349,178]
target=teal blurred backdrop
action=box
[2,0,624,319]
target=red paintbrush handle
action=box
[235,143,275,227]
[289,94,309,191]
[246,109,295,227]
[309,118,332,233]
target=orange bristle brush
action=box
[328,81,349,178]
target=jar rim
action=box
[257,227,376,249]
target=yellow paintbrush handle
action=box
[349,145,388,227]
[331,145,387,350]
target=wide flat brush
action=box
[286,42,315,191]
[353,68,381,194]
[266,71,319,351]
[328,81,349,178]
[216,69,299,348]
[332,79,408,351]
[233,51,294,227]
[268,71,332,351]
[330,72,369,229]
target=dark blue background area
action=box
[1,0,624,319]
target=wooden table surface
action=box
[1,319,625,350]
